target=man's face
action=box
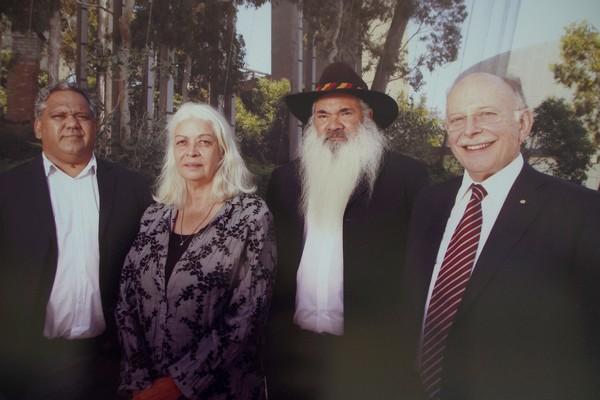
[34,90,96,166]
[446,73,533,182]
[312,93,367,146]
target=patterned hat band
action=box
[315,82,367,91]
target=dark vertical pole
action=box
[76,2,89,88]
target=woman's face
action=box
[173,118,223,186]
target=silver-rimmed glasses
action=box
[445,108,528,133]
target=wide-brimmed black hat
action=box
[285,62,399,128]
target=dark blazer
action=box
[266,152,429,400]
[0,155,152,398]
[403,164,600,400]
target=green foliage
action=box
[0,0,56,33]
[58,0,107,82]
[526,97,594,184]
[385,94,458,182]
[552,21,600,143]
[296,0,466,90]
[246,158,275,199]
[409,0,466,89]
[299,0,381,63]
[131,0,254,103]
[0,47,12,116]
[235,77,290,164]
[95,112,166,180]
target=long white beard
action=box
[300,118,386,229]
[294,118,386,334]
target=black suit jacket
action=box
[403,164,600,400]
[266,152,429,400]
[0,155,152,397]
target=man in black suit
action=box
[0,82,152,399]
[403,72,600,399]
[266,62,428,400]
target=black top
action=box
[165,231,193,283]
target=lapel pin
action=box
[519,199,527,204]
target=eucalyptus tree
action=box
[131,0,267,117]
[552,21,600,143]
[294,0,467,92]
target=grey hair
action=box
[35,81,98,119]
[154,102,256,208]
[359,99,374,118]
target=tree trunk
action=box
[181,54,192,102]
[97,0,112,119]
[118,0,134,143]
[47,5,61,85]
[111,0,122,151]
[95,0,112,156]
[76,3,89,88]
[142,48,156,130]
[371,0,416,92]
[158,44,174,118]
[223,6,236,124]
[209,81,219,108]
[327,0,343,63]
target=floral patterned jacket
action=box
[116,194,276,400]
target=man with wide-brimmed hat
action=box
[266,62,429,399]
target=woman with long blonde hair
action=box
[116,102,276,400]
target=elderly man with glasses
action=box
[401,72,600,400]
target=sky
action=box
[237,4,271,75]
[416,0,600,113]
[237,0,600,110]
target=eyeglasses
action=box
[445,108,527,133]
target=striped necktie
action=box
[419,183,487,399]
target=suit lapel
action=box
[415,182,458,316]
[26,156,60,319]
[29,156,57,246]
[97,159,117,244]
[459,165,546,312]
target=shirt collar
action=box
[457,153,524,202]
[42,152,97,178]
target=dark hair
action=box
[35,81,98,119]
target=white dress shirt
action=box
[294,218,345,336]
[422,154,524,335]
[42,153,105,339]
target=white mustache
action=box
[325,131,347,141]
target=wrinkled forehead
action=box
[45,90,93,113]
[446,73,521,116]
[174,117,216,137]
[312,93,363,113]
